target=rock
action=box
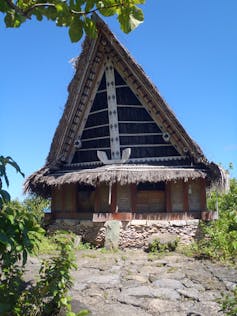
[121,286,155,298]
[125,274,148,283]
[117,294,149,309]
[24,249,233,316]
[148,299,183,315]
[104,220,121,250]
[186,301,224,316]
[93,302,152,316]
[153,288,181,300]
[152,278,184,290]
[88,274,120,287]
[178,288,202,301]
[147,232,177,246]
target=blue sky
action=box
[1,0,237,200]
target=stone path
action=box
[25,250,237,316]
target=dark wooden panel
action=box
[183,181,189,212]
[165,182,172,212]
[136,190,165,212]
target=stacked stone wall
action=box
[47,219,200,248]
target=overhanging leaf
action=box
[83,18,97,38]
[0,189,11,203]
[69,18,83,42]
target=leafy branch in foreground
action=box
[0,155,24,208]
[0,156,85,315]
[16,240,86,316]
[1,0,145,42]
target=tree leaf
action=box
[97,0,117,17]
[0,232,11,246]
[55,3,64,13]
[69,18,83,42]
[0,189,11,203]
[85,0,95,12]
[118,5,144,33]
[83,18,97,38]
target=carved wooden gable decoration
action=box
[47,17,207,170]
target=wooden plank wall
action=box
[51,179,207,218]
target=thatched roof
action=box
[25,165,207,197]
[46,15,207,167]
[24,16,226,197]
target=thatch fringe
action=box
[24,165,207,197]
[207,163,230,193]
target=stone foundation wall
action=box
[47,219,200,248]
[119,220,200,248]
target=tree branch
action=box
[5,0,24,15]
[4,0,126,19]
[23,3,57,16]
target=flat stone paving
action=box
[25,250,237,316]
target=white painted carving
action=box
[105,58,121,160]
[97,148,131,165]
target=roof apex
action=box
[46,17,208,169]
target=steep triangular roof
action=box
[25,17,226,197]
[46,16,206,168]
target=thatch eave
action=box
[25,164,209,197]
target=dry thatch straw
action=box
[24,165,208,197]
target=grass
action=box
[36,230,95,255]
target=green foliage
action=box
[0,156,85,315]
[1,0,145,42]
[0,201,45,315]
[207,178,237,213]
[0,155,24,208]
[15,241,81,316]
[0,208,83,315]
[219,287,237,316]
[0,200,44,268]
[23,195,50,225]
[76,241,94,251]
[196,178,237,262]
[37,230,82,254]
[147,238,179,253]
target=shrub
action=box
[219,287,237,316]
[0,157,87,315]
[0,201,45,315]
[15,241,80,316]
[147,237,179,253]
[195,178,237,262]
[23,195,50,226]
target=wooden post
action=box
[200,178,207,211]
[130,184,137,212]
[61,185,66,212]
[110,183,117,212]
[71,184,77,213]
[183,181,189,212]
[165,182,172,212]
[94,186,100,212]
[51,188,57,212]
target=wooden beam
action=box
[130,184,137,212]
[94,186,100,212]
[110,183,117,212]
[183,181,189,212]
[165,182,172,212]
[200,178,207,211]
[61,185,66,212]
[51,188,57,212]
[71,184,77,213]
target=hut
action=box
[25,17,225,246]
